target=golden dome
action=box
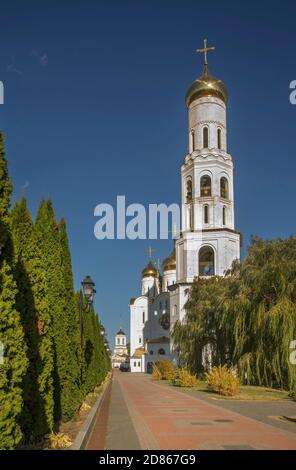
[162,249,176,272]
[185,66,228,107]
[142,260,158,278]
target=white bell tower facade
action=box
[173,40,241,322]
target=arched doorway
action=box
[199,246,215,276]
[147,362,154,374]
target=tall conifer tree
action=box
[59,218,81,397]
[35,200,80,421]
[11,198,54,440]
[0,132,28,449]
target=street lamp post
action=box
[78,275,96,348]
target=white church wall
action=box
[130,358,143,373]
[145,292,170,343]
[130,296,148,356]
[188,96,227,152]
[141,276,155,295]
[162,269,176,291]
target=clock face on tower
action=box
[159,312,170,330]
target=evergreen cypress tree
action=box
[59,218,81,400]
[0,132,12,257]
[0,131,28,449]
[35,200,80,421]
[96,315,110,382]
[11,198,54,440]
[80,298,110,395]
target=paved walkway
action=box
[86,371,296,450]
[169,386,296,435]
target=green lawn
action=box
[158,379,292,401]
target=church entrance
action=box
[147,362,154,374]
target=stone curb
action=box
[71,378,111,450]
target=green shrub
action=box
[205,365,239,396]
[172,368,198,388]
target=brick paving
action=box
[165,385,296,435]
[87,371,296,450]
[85,380,112,449]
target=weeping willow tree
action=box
[173,236,296,391]
[235,236,296,390]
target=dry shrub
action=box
[80,402,91,412]
[152,364,162,381]
[48,433,72,449]
[172,368,198,388]
[155,359,175,380]
[205,365,240,396]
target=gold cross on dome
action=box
[147,246,156,260]
[196,38,215,66]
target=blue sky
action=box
[0,0,295,347]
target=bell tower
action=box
[175,39,240,285]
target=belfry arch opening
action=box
[217,128,222,149]
[200,175,212,197]
[220,177,229,199]
[199,246,215,276]
[190,130,195,153]
[186,177,192,202]
[222,206,226,225]
[204,205,209,224]
[203,127,209,148]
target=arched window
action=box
[220,177,229,199]
[199,246,215,276]
[173,305,177,316]
[142,311,145,324]
[117,338,120,345]
[200,175,212,197]
[204,205,209,224]
[186,178,192,202]
[203,127,209,148]
[217,128,222,149]
[222,206,226,225]
[190,129,195,152]
[158,348,165,355]
[189,205,193,231]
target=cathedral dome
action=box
[162,249,176,272]
[185,66,228,107]
[142,260,158,278]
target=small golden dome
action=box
[185,66,228,107]
[142,260,158,278]
[162,249,176,272]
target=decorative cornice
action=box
[183,151,232,167]
[190,120,226,130]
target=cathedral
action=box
[129,40,241,373]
